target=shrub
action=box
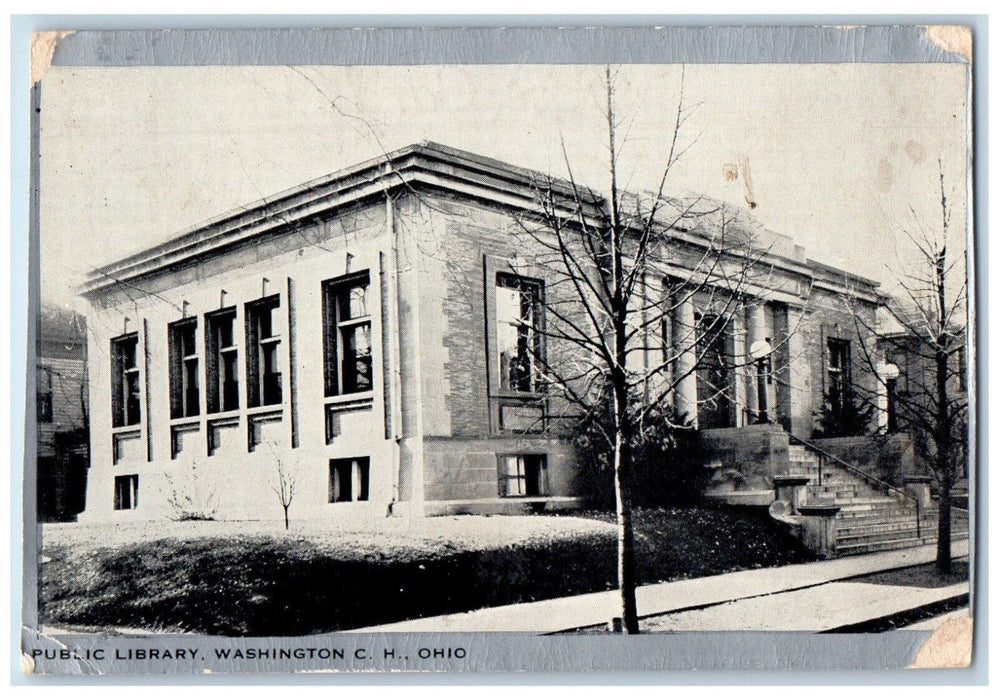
[163,460,219,521]
[572,396,706,509]
[812,385,877,438]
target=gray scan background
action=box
[9,17,988,682]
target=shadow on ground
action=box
[848,559,969,589]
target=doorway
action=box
[696,314,734,429]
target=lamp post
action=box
[876,361,900,432]
[749,339,773,424]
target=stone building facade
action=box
[78,143,883,522]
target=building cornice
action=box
[80,141,880,301]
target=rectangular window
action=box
[37,367,53,423]
[496,274,543,393]
[827,338,851,412]
[329,457,370,502]
[246,295,283,407]
[322,273,372,396]
[206,309,239,413]
[885,349,911,394]
[169,319,200,419]
[498,454,547,497]
[114,474,139,510]
[111,333,141,427]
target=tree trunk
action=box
[283,506,290,531]
[934,327,952,574]
[936,473,952,574]
[613,380,639,634]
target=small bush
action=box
[163,460,220,522]
[572,397,707,509]
[812,386,877,438]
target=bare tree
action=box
[508,66,790,633]
[847,162,968,574]
[271,453,300,531]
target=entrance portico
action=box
[673,296,789,431]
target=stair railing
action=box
[788,434,921,538]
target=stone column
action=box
[674,293,698,427]
[787,307,812,437]
[875,361,898,432]
[731,307,748,426]
[746,302,767,422]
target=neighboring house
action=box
[77,142,883,522]
[36,306,89,521]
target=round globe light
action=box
[879,362,900,379]
[749,340,773,360]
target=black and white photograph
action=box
[21,25,976,674]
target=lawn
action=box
[39,506,814,636]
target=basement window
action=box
[498,454,547,497]
[111,333,141,428]
[113,474,139,510]
[329,457,370,503]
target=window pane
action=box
[497,287,520,390]
[340,283,369,320]
[126,372,141,424]
[262,344,282,404]
[502,455,523,479]
[258,305,274,339]
[497,281,539,392]
[500,455,526,496]
[183,357,199,415]
[122,341,137,370]
[341,322,372,393]
[355,460,370,501]
[222,351,239,411]
[218,316,233,348]
[181,324,197,357]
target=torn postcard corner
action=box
[923,25,973,63]
[909,616,973,669]
[30,31,74,86]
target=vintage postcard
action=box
[19,25,976,675]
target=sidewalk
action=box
[351,539,969,633]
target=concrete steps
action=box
[835,535,934,556]
[786,441,967,557]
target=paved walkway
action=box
[350,539,969,633]
[642,579,967,632]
